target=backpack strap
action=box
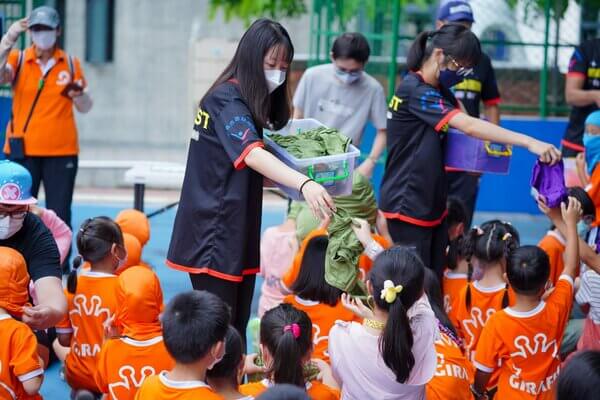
[11,49,23,86]
[68,55,74,82]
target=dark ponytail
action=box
[261,303,312,388]
[406,23,481,72]
[369,247,425,383]
[68,217,124,294]
[464,221,520,309]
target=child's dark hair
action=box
[447,234,468,271]
[568,187,596,220]
[290,235,343,306]
[67,216,123,294]
[256,384,311,400]
[331,32,370,63]
[206,325,244,383]
[464,221,518,309]
[260,303,312,388]
[557,351,600,400]
[407,23,481,71]
[507,246,550,296]
[369,247,425,383]
[422,268,457,336]
[203,19,294,130]
[162,290,230,364]
[447,196,468,231]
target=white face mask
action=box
[0,215,25,240]
[31,30,57,50]
[265,69,286,93]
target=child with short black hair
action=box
[473,197,581,399]
[55,216,124,397]
[557,350,600,400]
[0,247,44,399]
[135,290,230,399]
[206,326,250,400]
[283,234,358,362]
[240,304,340,399]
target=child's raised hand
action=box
[537,196,561,222]
[351,218,372,248]
[561,196,582,226]
[243,353,266,375]
[341,293,374,319]
[312,358,340,389]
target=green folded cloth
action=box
[325,172,378,297]
[269,127,351,159]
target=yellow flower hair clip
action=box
[380,280,403,304]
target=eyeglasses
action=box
[0,210,27,220]
[446,55,473,77]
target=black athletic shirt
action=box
[0,213,61,281]
[167,81,264,282]
[451,52,500,118]
[380,72,460,226]
[562,38,600,155]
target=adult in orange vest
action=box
[0,6,92,238]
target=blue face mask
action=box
[335,66,362,85]
[584,133,600,175]
[578,220,592,239]
[439,69,464,88]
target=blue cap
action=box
[0,161,37,205]
[437,1,475,23]
[586,110,600,127]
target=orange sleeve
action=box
[538,236,564,286]
[10,324,43,381]
[282,228,328,289]
[587,166,600,227]
[473,315,503,373]
[72,56,87,89]
[6,49,19,72]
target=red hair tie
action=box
[283,323,301,339]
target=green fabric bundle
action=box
[325,172,378,297]
[269,127,351,158]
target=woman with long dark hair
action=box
[380,23,560,275]
[167,19,334,340]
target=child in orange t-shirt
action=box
[94,266,175,400]
[423,268,473,400]
[240,304,340,400]
[55,217,124,396]
[115,209,151,269]
[283,233,359,362]
[134,290,229,399]
[473,198,581,400]
[0,247,44,400]
[452,220,519,362]
[443,197,469,323]
[538,187,595,288]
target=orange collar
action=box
[23,46,66,63]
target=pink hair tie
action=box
[283,323,301,339]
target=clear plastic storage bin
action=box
[264,119,360,200]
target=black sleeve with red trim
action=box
[408,84,459,132]
[481,55,501,105]
[567,44,588,78]
[213,100,263,170]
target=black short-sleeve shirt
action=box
[167,82,264,281]
[562,39,600,155]
[0,213,61,281]
[451,53,500,118]
[380,73,460,226]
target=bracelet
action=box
[299,178,314,194]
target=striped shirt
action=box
[576,269,600,323]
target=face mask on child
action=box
[578,220,592,238]
[584,133,600,176]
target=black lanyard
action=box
[11,63,56,135]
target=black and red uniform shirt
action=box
[167,81,264,282]
[562,38,600,156]
[380,72,460,227]
[451,52,500,118]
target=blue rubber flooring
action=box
[39,203,549,398]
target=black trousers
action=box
[189,273,256,347]
[17,155,78,229]
[447,171,480,228]
[387,219,448,279]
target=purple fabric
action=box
[530,160,567,208]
